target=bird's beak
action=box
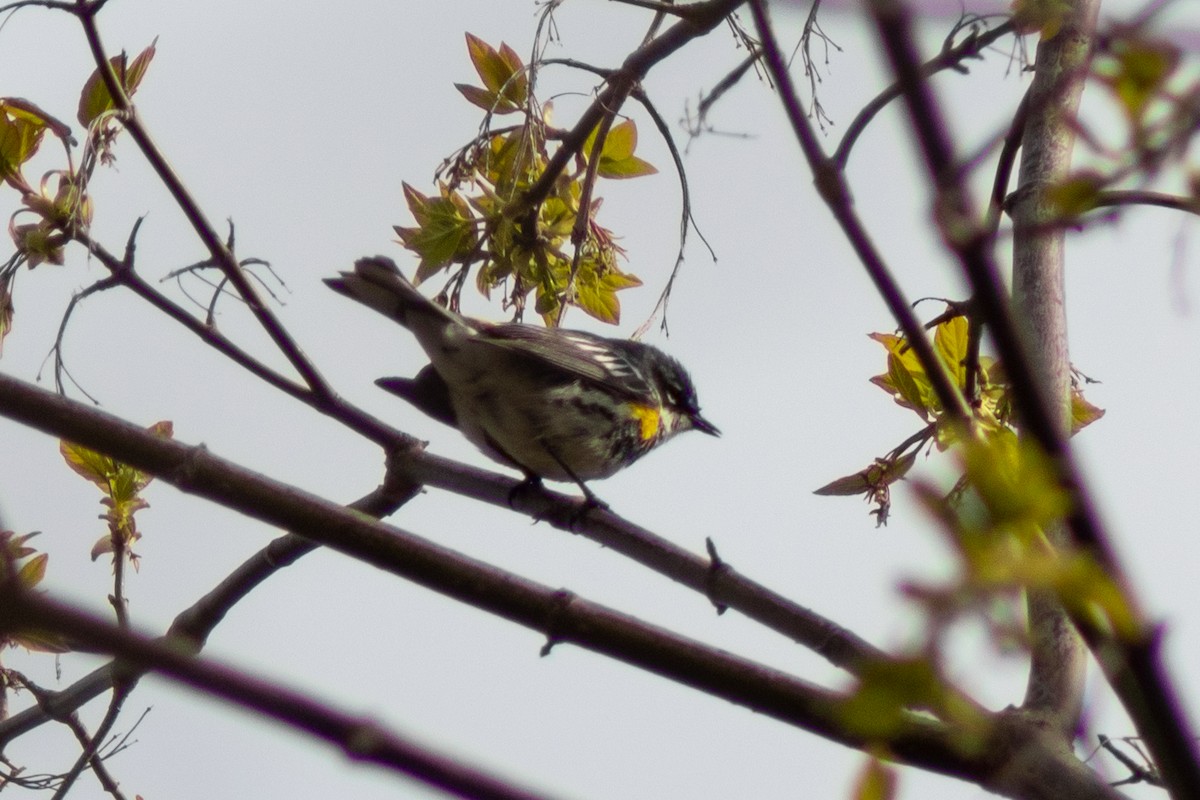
[691,414,721,437]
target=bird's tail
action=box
[325,256,454,330]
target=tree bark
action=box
[1010,0,1102,733]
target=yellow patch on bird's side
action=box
[629,404,661,442]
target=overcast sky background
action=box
[2,1,1199,798]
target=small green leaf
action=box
[454,83,518,115]
[61,439,120,490]
[11,629,70,654]
[0,274,13,356]
[1047,173,1103,218]
[933,315,968,388]
[60,421,171,497]
[852,757,898,800]
[0,102,48,181]
[463,33,525,113]
[815,453,916,497]
[17,552,48,588]
[397,185,478,284]
[599,154,658,179]
[1098,37,1180,120]
[1011,0,1072,39]
[583,119,659,180]
[814,472,874,497]
[839,658,943,739]
[77,40,158,126]
[1070,390,1105,435]
[601,118,637,161]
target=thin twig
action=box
[833,17,1015,170]
[72,2,335,401]
[747,0,970,424]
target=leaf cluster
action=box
[1046,28,1199,222]
[0,531,65,654]
[817,313,1103,523]
[59,420,173,567]
[396,34,655,325]
[1,42,157,351]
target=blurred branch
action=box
[0,587,559,800]
[1008,0,1097,735]
[864,0,1200,796]
[0,372,998,778]
[1092,190,1200,217]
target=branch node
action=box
[539,589,577,657]
[703,537,729,615]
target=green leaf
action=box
[0,273,12,356]
[0,101,48,181]
[454,83,518,115]
[11,629,70,654]
[852,757,897,800]
[77,40,158,126]
[598,154,658,179]
[933,315,968,388]
[1102,37,1180,119]
[17,552,48,588]
[601,118,637,161]
[583,119,659,180]
[61,439,121,490]
[814,472,874,497]
[961,430,1071,533]
[839,658,943,739]
[815,453,916,497]
[1047,173,1103,218]
[1070,390,1105,435]
[60,421,172,497]
[461,33,525,114]
[870,333,935,420]
[1010,0,1072,39]
[396,184,478,284]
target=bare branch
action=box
[746,0,971,425]
[71,3,335,400]
[864,0,1200,795]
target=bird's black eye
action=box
[663,373,698,413]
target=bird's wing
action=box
[477,324,652,399]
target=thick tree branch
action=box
[0,370,1144,798]
[0,373,990,774]
[1009,0,1098,735]
[0,588,559,800]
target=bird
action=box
[326,256,718,504]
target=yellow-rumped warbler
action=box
[326,257,718,501]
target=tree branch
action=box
[0,588,559,800]
[833,17,1015,170]
[1008,0,1097,735]
[864,1,1200,796]
[72,1,335,400]
[746,0,971,425]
